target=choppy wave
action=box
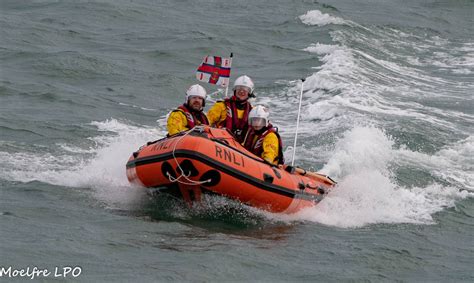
[1,118,471,228]
[299,10,346,26]
[264,11,474,226]
[1,3,473,230]
[0,119,166,207]
[268,127,473,227]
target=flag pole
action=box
[291,78,305,167]
[224,53,233,97]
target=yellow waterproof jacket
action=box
[207,99,252,143]
[166,105,209,136]
[167,111,189,136]
[207,101,246,126]
[207,101,250,127]
[260,132,280,165]
[243,127,283,165]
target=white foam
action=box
[1,117,472,226]
[397,136,474,191]
[408,39,474,76]
[301,41,431,125]
[301,42,357,99]
[452,68,472,74]
[300,33,474,138]
[299,10,345,27]
[294,178,468,228]
[320,126,394,177]
[303,43,341,55]
[265,14,474,227]
[265,127,473,227]
[304,100,343,121]
[0,119,167,207]
[438,136,474,170]
[118,102,156,111]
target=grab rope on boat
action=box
[167,126,211,186]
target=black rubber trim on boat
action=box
[126,150,323,202]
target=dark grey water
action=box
[1,0,473,281]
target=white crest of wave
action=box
[299,10,345,27]
[452,68,472,74]
[298,175,467,228]
[302,43,356,92]
[266,127,472,227]
[0,119,166,206]
[398,135,474,191]
[268,15,474,227]
[320,126,394,178]
[300,38,469,128]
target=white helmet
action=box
[233,75,255,97]
[248,105,269,128]
[185,84,207,106]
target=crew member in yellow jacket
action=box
[242,105,284,165]
[207,75,254,143]
[167,84,209,136]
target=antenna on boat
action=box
[224,53,233,97]
[291,78,305,167]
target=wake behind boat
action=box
[126,126,336,214]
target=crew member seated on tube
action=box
[167,84,209,136]
[207,75,254,143]
[242,105,284,165]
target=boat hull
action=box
[126,126,335,214]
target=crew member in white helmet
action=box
[167,84,209,136]
[242,105,284,165]
[207,75,255,143]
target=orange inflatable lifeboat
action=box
[126,125,336,214]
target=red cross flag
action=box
[196,54,232,87]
